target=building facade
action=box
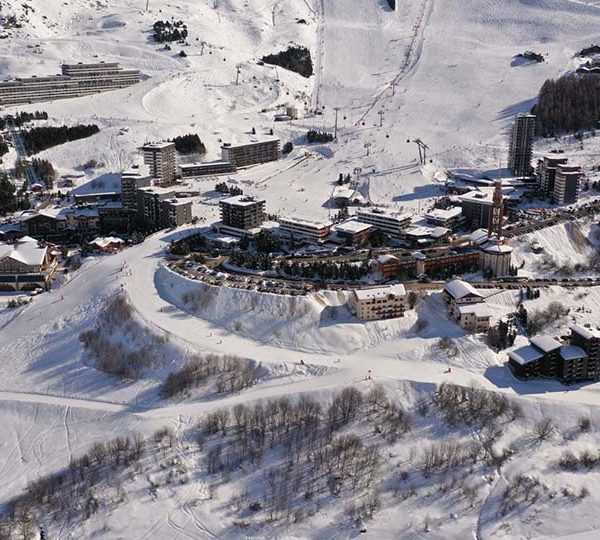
[179,161,236,178]
[443,279,490,332]
[508,330,598,385]
[219,195,266,230]
[351,284,407,321]
[121,166,152,210]
[0,62,140,106]
[553,164,581,205]
[536,155,568,197]
[220,139,280,168]
[0,237,55,291]
[508,113,536,177]
[356,207,411,238]
[142,142,177,186]
[278,216,332,243]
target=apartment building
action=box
[219,195,266,230]
[376,254,400,279]
[508,113,536,177]
[0,62,140,106]
[179,161,236,178]
[121,165,152,210]
[536,155,568,197]
[424,207,463,228]
[162,198,193,228]
[569,324,600,381]
[356,207,411,238]
[278,216,332,243]
[220,139,280,168]
[508,333,592,385]
[351,284,407,321]
[136,186,175,230]
[553,164,582,205]
[142,142,177,186]
[333,220,373,247]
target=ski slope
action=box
[3,0,600,537]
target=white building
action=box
[424,207,463,228]
[351,284,407,321]
[443,279,490,332]
[356,207,411,238]
[278,216,333,243]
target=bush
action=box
[306,130,334,143]
[282,141,293,155]
[153,20,188,43]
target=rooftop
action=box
[424,207,463,220]
[508,345,545,365]
[279,215,333,229]
[444,279,483,300]
[559,345,588,361]
[142,142,175,150]
[530,335,562,353]
[354,284,406,301]
[457,302,491,317]
[377,254,399,264]
[571,324,600,340]
[334,220,374,235]
[219,195,265,207]
[72,173,122,197]
[0,237,47,267]
[221,138,280,150]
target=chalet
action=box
[0,237,55,291]
[443,279,490,332]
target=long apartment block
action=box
[0,62,141,106]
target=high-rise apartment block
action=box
[142,142,177,186]
[219,195,265,230]
[553,164,582,205]
[508,113,536,177]
[121,165,152,210]
[536,155,568,197]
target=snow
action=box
[353,284,406,300]
[508,345,545,365]
[444,279,483,300]
[3,0,600,537]
[531,335,563,353]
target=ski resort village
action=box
[7,0,600,538]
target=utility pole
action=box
[200,41,206,55]
[378,109,384,128]
[235,64,242,85]
[364,142,371,156]
[333,106,340,139]
[272,6,276,25]
[411,138,429,165]
[353,167,362,186]
[146,0,150,12]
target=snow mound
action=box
[156,265,416,354]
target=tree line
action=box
[0,110,47,130]
[23,124,100,154]
[534,74,600,136]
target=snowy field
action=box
[3,0,600,538]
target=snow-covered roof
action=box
[482,242,513,254]
[354,284,406,301]
[559,345,587,361]
[530,335,562,353]
[89,236,125,248]
[570,324,600,340]
[0,238,47,267]
[508,345,545,365]
[72,173,122,197]
[219,195,265,206]
[443,279,483,300]
[376,254,399,264]
[279,215,333,229]
[411,251,426,260]
[334,220,373,235]
[142,141,175,150]
[457,303,490,317]
[404,225,449,238]
[424,207,462,221]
